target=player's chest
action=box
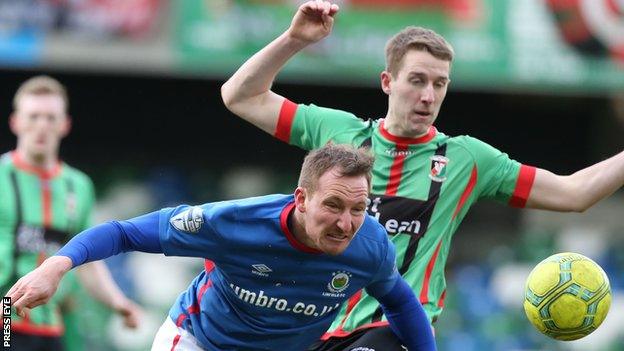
[218,251,373,306]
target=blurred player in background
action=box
[221,0,624,350]
[0,76,141,351]
[7,144,437,351]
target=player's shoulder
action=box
[304,103,371,124]
[60,162,94,188]
[441,133,496,157]
[0,152,12,170]
[354,215,391,245]
[198,194,293,221]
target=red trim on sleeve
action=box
[452,165,478,219]
[509,165,536,208]
[274,99,298,142]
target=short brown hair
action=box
[298,144,374,193]
[13,75,69,111]
[385,26,454,76]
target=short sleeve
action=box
[463,136,536,207]
[275,100,372,150]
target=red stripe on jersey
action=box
[321,321,390,340]
[334,289,362,334]
[385,144,408,195]
[452,165,478,219]
[170,334,181,351]
[280,202,322,254]
[509,165,536,208]
[42,180,52,227]
[437,289,446,308]
[420,240,443,304]
[197,279,213,304]
[274,99,298,143]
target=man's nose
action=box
[420,84,435,104]
[336,211,353,233]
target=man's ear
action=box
[9,113,18,135]
[294,187,307,213]
[381,71,392,95]
[60,115,72,138]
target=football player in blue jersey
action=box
[6,144,437,351]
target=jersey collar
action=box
[279,202,323,254]
[11,151,62,179]
[379,120,437,145]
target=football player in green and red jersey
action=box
[0,76,141,351]
[221,1,624,350]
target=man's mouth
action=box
[327,233,348,242]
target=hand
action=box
[5,256,73,318]
[113,298,143,329]
[287,0,340,45]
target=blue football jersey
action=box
[158,194,399,350]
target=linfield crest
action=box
[327,270,352,294]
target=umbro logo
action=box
[251,264,272,277]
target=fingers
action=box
[117,300,143,329]
[302,0,339,17]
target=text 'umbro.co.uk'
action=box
[229,283,341,317]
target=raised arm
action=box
[5,212,161,317]
[220,0,339,135]
[526,150,624,211]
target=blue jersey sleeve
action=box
[158,203,236,260]
[378,278,437,351]
[364,227,400,298]
[56,211,162,267]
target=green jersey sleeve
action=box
[274,100,372,150]
[459,136,536,207]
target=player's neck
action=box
[291,210,318,250]
[14,148,59,171]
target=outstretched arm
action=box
[6,211,161,317]
[376,278,437,351]
[221,0,339,135]
[526,150,624,212]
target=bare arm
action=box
[221,0,339,134]
[526,150,624,212]
[76,261,141,328]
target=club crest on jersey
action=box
[429,155,449,182]
[327,271,352,293]
[170,206,204,233]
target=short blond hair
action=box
[385,26,454,76]
[13,75,68,111]
[298,144,374,193]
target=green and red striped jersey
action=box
[275,101,536,337]
[0,151,95,337]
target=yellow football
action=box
[524,252,611,341]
